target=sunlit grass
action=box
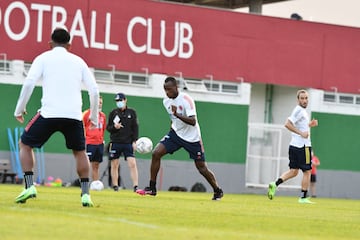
[0,184,359,240]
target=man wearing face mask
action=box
[106,93,139,192]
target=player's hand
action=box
[15,115,24,123]
[89,122,96,129]
[309,119,318,127]
[171,105,177,117]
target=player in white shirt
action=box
[13,28,99,207]
[267,89,318,203]
[136,77,223,200]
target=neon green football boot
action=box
[81,194,94,207]
[15,185,37,204]
[267,182,276,200]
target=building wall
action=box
[2,0,360,93]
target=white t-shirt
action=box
[14,47,99,123]
[288,105,311,147]
[163,92,201,142]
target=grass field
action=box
[1,184,359,240]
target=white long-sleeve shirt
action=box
[14,47,99,124]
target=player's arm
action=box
[106,111,117,132]
[132,110,139,142]
[171,105,196,126]
[285,119,309,138]
[14,80,35,123]
[14,64,39,122]
[82,67,99,126]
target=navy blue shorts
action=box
[108,143,134,160]
[288,145,312,172]
[86,144,104,163]
[21,112,86,151]
[161,129,205,161]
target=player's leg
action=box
[110,159,120,191]
[108,143,122,191]
[15,114,52,203]
[310,174,316,197]
[87,144,99,181]
[268,145,301,200]
[298,170,314,203]
[183,139,223,200]
[136,142,167,196]
[136,131,179,196]
[73,149,90,179]
[194,160,223,200]
[280,168,299,181]
[64,119,93,207]
[126,157,139,191]
[150,142,167,181]
[74,149,93,207]
[147,143,167,194]
[301,170,311,195]
[298,147,314,203]
[15,141,37,203]
[91,161,100,181]
[123,143,138,191]
[194,161,217,190]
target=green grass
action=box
[1,184,359,240]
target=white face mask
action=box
[116,101,125,109]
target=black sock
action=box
[149,180,156,189]
[80,178,90,195]
[24,171,34,189]
[275,178,283,186]
[301,189,308,198]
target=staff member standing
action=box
[106,93,139,192]
[83,96,106,182]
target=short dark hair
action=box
[164,76,177,86]
[51,28,70,44]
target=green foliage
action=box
[1,184,359,240]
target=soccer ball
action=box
[136,137,153,154]
[90,180,104,191]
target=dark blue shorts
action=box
[21,112,86,151]
[86,144,104,162]
[108,142,134,160]
[288,145,312,172]
[160,129,205,161]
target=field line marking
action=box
[70,213,159,229]
[8,207,159,229]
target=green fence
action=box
[1,83,249,164]
[311,112,360,171]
